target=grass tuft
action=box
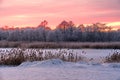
[105,51,120,63]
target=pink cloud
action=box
[0,0,120,28]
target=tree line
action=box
[0,20,120,42]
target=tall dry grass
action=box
[0,41,120,49]
[0,48,85,65]
[105,51,120,63]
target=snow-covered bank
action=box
[0,59,120,80]
[0,49,120,80]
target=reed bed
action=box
[0,41,120,49]
[0,48,85,65]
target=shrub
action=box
[105,51,120,63]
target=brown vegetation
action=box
[0,41,120,49]
[0,48,84,65]
[105,51,120,63]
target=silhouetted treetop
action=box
[0,20,119,42]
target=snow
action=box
[19,59,65,67]
[0,49,120,80]
[0,59,120,80]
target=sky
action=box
[0,0,120,29]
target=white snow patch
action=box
[19,59,64,67]
[0,59,120,80]
[102,63,120,68]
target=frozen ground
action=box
[0,49,120,80]
[0,59,120,80]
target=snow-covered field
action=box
[0,49,120,80]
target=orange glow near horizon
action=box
[0,0,120,29]
[1,21,120,31]
[106,22,120,27]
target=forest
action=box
[0,20,120,42]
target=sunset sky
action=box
[0,0,120,29]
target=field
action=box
[1,41,120,49]
[0,48,120,80]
